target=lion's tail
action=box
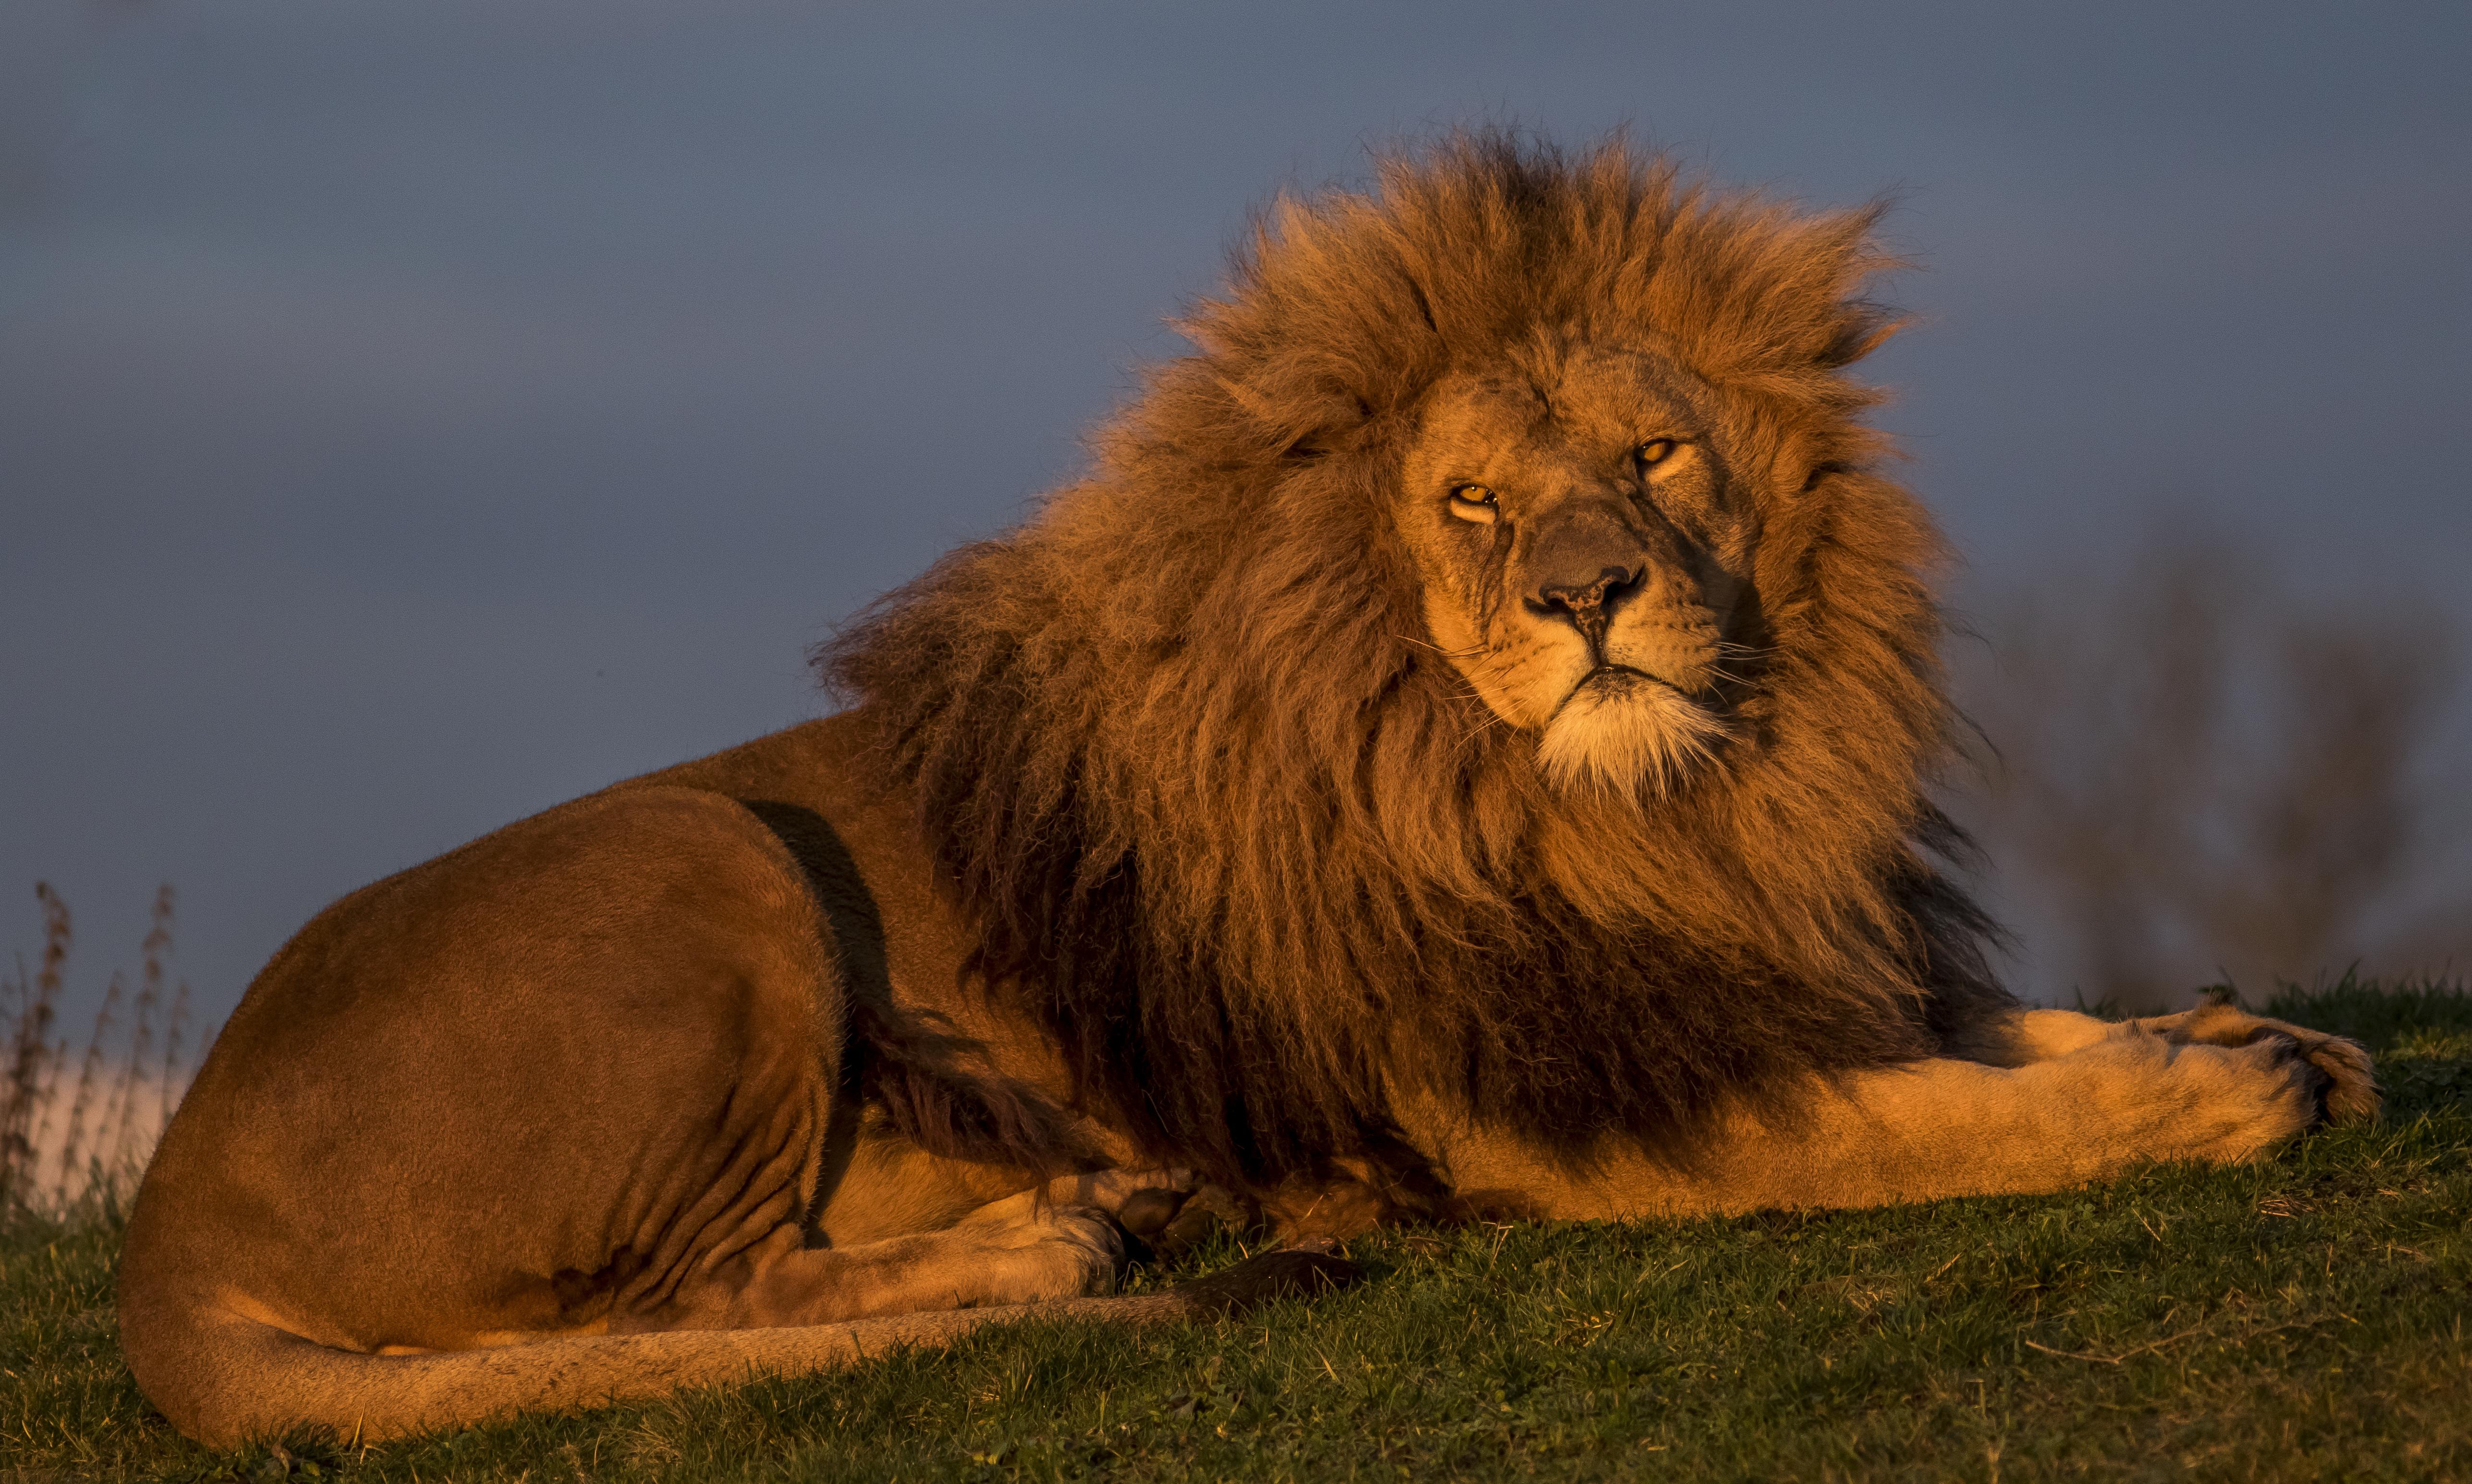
[126,1249,1356,1448]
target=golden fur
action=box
[824,132,2010,1185]
[117,132,2374,1448]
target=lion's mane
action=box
[824,133,2008,1186]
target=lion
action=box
[118,133,2377,1447]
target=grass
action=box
[5,980,2469,1483]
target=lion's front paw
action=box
[2055,1028,2334,1168]
[961,1205,1125,1304]
[2173,1035,2330,1162]
[2137,1002,2380,1125]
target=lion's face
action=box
[1395,340,1757,795]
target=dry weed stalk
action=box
[0,884,71,1205]
[50,969,122,1199]
[96,886,176,1181]
[1,882,194,1211]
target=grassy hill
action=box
[6,981,2467,1482]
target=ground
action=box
[5,981,2467,1483]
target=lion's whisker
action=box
[1395,632,1488,659]
[1459,713,1508,749]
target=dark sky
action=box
[5,1,2468,1023]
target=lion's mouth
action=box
[1567,664,1693,707]
[1584,663,1655,687]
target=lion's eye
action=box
[1634,438,1680,474]
[1446,483,1499,524]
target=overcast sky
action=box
[4,1,2468,1026]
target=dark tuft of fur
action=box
[822,131,2010,1188]
[739,796,1087,1179]
[846,994,1088,1177]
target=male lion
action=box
[120,134,2376,1446]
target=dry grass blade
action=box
[2023,1318,2319,1366]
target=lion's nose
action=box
[1522,560,1641,652]
[1535,565,1639,616]
[1531,564,1641,648]
[1527,495,1648,624]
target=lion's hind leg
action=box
[662,1204,1128,1333]
[154,1245,1360,1448]
[674,1168,1263,1332]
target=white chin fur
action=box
[1535,673,1725,796]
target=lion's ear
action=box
[1816,300,1907,370]
[1807,200,1908,370]
[1210,369,1382,454]
[1172,188,1450,457]
[1637,198,1908,381]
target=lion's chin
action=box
[1534,668,1725,797]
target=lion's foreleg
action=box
[1421,1027,2345,1219]
[2128,1001,2379,1123]
[1953,1003,2377,1121]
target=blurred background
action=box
[5,1,2468,1056]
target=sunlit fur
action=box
[823,132,2009,1188]
[1401,355,1752,801]
[1537,671,1729,796]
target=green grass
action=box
[7,983,2470,1483]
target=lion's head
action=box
[826,133,2006,1186]
[1398,344,1755,795]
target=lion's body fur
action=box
[116,133,2370,1449]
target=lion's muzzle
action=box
[1523,497,1656,658]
